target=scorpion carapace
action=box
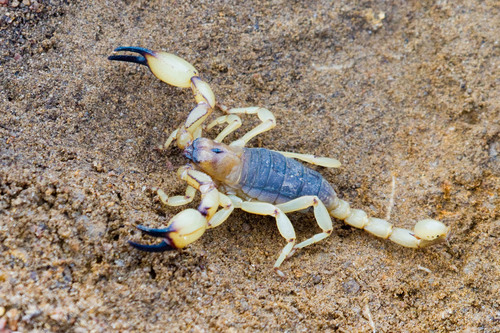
[109,46,450,275]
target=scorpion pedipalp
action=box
[129,208,208,253]
[109,46,215,150]
[108,46,199,88]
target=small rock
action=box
[311,274,322,285]
[92,161,105,172]
[342,278,360,294]
[11,197,24,206]
[30,1,42,12]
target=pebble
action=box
[342,278,360,294]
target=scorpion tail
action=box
[329,199,450,248]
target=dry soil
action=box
[1,0,499,332]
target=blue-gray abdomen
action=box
[238,148,337,208]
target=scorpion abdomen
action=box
[239,148,338,208]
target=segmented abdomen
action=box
[237,148,337,208]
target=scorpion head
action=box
[184,138,244,185]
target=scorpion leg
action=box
[213,105,339,167]
[207,114,242,143]
[274,151,341,168]
[231,197,296,276]
[205,193,234,228]
[163,128,179,150]
[157,185,197,207]
[216,105,277,147]
[277,196,333,253]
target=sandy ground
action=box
[1,0,499,332]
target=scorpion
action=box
[109,46,450,275]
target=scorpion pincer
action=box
[109,47,450,275]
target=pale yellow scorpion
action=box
[109,47,449,275]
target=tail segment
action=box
[328,198,449,248]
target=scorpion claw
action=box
[128,239,175,252]
[108,54,148,66]
[109,46,199,89]
[135,224,171,238]
[128,224,176,252]
[108,46,154,66]
[129,209,208,253]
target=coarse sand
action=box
[1,1,499,331]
